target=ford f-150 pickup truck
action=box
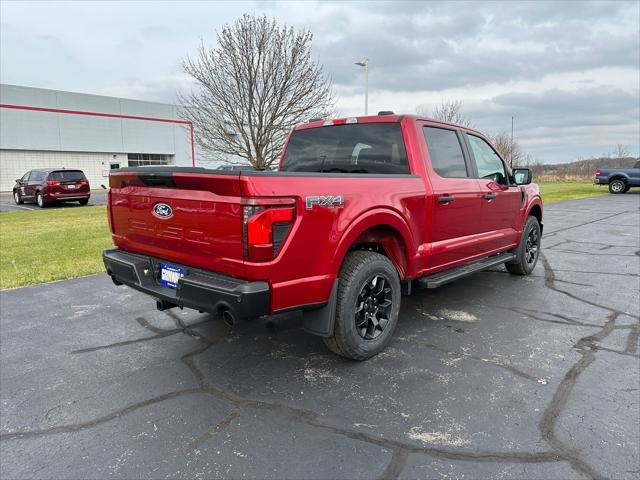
[103,114,543,360]
[595,161,640,193]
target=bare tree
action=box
[614,144,630,159]
[180,14,335,170]
[488,132,524,167]
[417,100,472,127]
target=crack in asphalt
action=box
[0,388,204,441]
[183,410,241,454]
[70,328,182,354]
[539,253,639,319]
[536,248,636,480]
[626,324,640,354]
[135,316,172,334]
[501,306,604,329]
[544,268,639,278]
[543,210,635,237]
[548,248,639,257]
[394,337,544,383]
[377,447,410,480]
[69,317,212,354]
[593,345,640,359]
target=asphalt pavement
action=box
[1,193,638,479]
[0,190,108,212]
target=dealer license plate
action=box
[160,264,184,288]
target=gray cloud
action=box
[312,1,638,92]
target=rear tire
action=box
[36,191,47,208]
[609,179,626,194]
[79,198,89,205]
[323,251,401,361]
[506,215,541,275]
[13,191,23,204]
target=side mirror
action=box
[513,168,532,185]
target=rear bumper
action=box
[44,192,90,201]
[103,248,270,320]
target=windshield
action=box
[280,123,410,174]
[49,170,86,182]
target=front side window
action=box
[422,126,468,178]
[467,135,508,185]
[21,171,31,182]
[280,123,410,174]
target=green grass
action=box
[0,206,112,290]
[0,181,609,290]
[538,181,608,204]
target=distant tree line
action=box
[418,100,636,180]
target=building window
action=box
[127,154,173,167]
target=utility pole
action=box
[510,116,514,168]
[354,59,369,115]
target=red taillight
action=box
[47,180,60,186]
[595,169,600,176]
[243,204,295,262]
[79,179,89,185]
[107,189,114,233]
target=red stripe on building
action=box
[0,103,196,166]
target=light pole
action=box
[510,116,514,168]
[354,59,369,115]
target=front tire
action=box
[323,251,401,360]
[609,179,626,194]
[13,191,23,204]
[506,215,541,275]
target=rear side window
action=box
[49,170,86,182]
[422,127,468,178]
[280,123,410,174]
[31,171,46,182]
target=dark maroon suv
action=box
[13,169,91,207]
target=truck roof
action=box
[296,114,484,137]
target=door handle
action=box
[483,193,497,200]
[438,195,455,203]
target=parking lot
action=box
[0,190,107,212]
[1,193,638,479]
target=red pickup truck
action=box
[103,114,542,360]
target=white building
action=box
[0,84,195,191]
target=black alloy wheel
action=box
[355,275,393,340]
[524,226,539,266]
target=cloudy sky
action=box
[1,0,638,163]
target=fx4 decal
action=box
[305,195,345,210]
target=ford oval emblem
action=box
[153,203,173,219]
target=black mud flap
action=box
[302,279,338,337]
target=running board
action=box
[418,253,516,289]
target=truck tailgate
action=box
[108,169,245,277]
